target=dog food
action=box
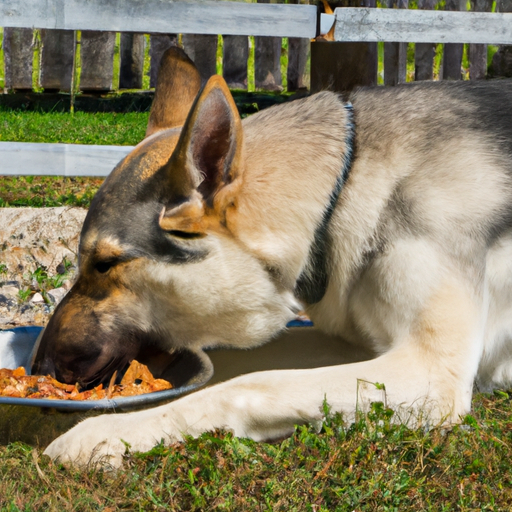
[0,360,172,400]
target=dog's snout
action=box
[32,357,56,378]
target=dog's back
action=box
[302,81,512,393]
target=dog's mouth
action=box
[31,327,214,392]
[74,353,133,389]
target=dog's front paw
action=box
[44,413,178,468]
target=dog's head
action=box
[32,48,300,386]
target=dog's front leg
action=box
[43,371,333,468]
[44,344,474,468]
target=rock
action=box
[47,287,67,304]
[0,294,16,307]
[61,280,73,291]
[0,281,20,289]
[0,285,20,298]
[0,207,84,327]
[30,292,45,304]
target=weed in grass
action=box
[30,265,69,292]
[17,287,32,303]
[13,262,74,304]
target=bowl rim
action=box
[0,326,213,411]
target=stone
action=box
[30,293,45,304]
[0,207,84,327]
[47,288,67,305]
[0,286,20,299]
[0,295,15,307]
[61,280,73,291]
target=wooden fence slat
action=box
[311,40,378,94]
[254,36,282,91]
[255,0,282,91]
[39,29,75,92]
[489,0,512,78]
[287,36,309,91]
[182,34,218,82]
[223,35,249,90]
[442,0,465,80]
[383,0,408,86]
[149,34,178,88]
[414,0,437,81]
[0,142,132,177]
[469,0,493,80]
[0,0,317,39]
[286,0,309,92]
[80,31,116,92]
[2,27,33,91]
[119,33,145,89]
[333,8,512,44]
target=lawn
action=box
[1,396,511,511]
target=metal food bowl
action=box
[0,326,214,446]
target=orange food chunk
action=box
[0,361,172,401]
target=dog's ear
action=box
[145,47,202,138]
[159,75,244,233]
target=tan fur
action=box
[145,47,202,137]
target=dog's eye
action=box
[94,261,115,274]
[167,230,205,240]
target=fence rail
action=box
[0,142,132,177]
[0,0,317,38]
[334,8,512,45]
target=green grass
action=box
[0,395,511,510]
[0,111,148,207]
[0,111,147,145]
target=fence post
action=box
[150,35,178,88]
[254,0,282,91]
[223,36,249,89]
[119,33,145,89]
[182,34,218,82]
[287,0,310,92]
[311,0,378,94]
[79,31,116,93]
[442,0,465,80]
[3,28,33,92]
[414,0,437,81]
[489,0,512,77]
[469,0,493,79]
[384,0,408,86]
[39,30,75,92]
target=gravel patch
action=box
[0,207,86,328]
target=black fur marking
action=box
[128,206,210,264]
[83,201,209,267]
[295,103,355,305]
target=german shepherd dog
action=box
[35,48,512,466]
